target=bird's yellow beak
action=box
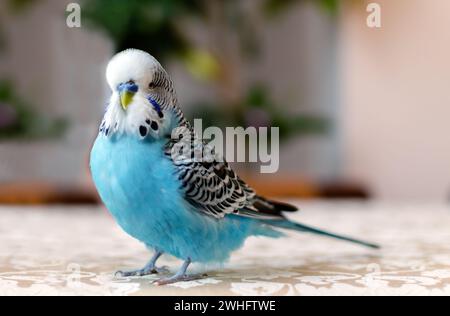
[118,82,139,110]
[120,91,135,110]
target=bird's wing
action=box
[164,126,298,220]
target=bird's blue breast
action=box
[90,134,181,236]
[90,133,268,263]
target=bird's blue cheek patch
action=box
[147,96,164,118]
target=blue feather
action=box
[147,96,163,115]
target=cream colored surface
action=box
[2,201,450,296]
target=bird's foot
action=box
[115,266,169,277]
[154,273,207,286]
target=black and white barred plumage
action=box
[122,56,299,220]
[163,124,297,220]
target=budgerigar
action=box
[90,49,378,285]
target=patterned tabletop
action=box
[1,200,450,296]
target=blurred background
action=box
[0,0,449,204]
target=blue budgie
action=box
[90,49,378,285]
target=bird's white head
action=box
[106,49,171,111]
[101,49,182,138]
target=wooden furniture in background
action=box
[0,177,368,205]
[0,182,99,205]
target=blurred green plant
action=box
[190,85,328,139]
[0,81,68,140]
[83,0,206,62]
[6,0,40,12]
[2,0,338,141]
[82,0,337,142]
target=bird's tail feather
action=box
[267,219,380,249]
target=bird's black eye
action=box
[148,81,156,89]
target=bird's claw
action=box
[115,266,169,278]
[150,266,170,274]
[154,273,207,286]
